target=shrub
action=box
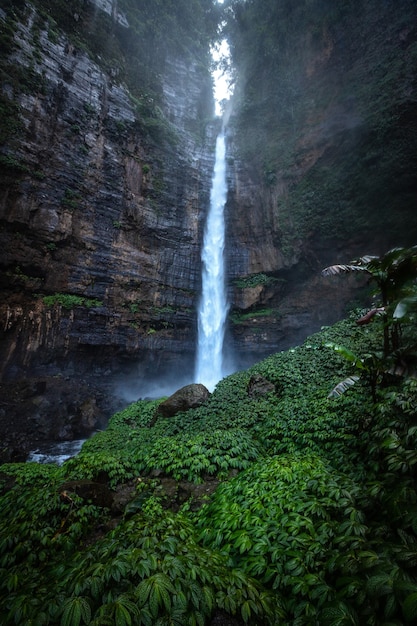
[42,293,103,309]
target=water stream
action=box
[26,438,86,465]
[195,132,229,391]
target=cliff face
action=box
[0,0,217,456]
[224,0,417,365]
[1,0,416,456]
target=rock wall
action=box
[0,0,217,456]
[223,0,417,366]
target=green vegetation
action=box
[42,294,103,309]
[2,289,417,623]
[233,273,280,289]
[0,154,29,173]
[322,246,417,401]
[230,307,277,324]
[61,188,81,211]
[2,247,416,623]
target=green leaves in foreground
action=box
[0,485,279,625]
[61,597,91,626]
[73,423,263,484]
[195,453,417,624]
[2,316,417,625]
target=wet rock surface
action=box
[0,1,215,456]
[0,376,117,463]
[155,383,211,419]
[247,373,276,398]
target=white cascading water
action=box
[195,133,228,391]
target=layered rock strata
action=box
[0,0,216,456]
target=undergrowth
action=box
[1,315,417,624]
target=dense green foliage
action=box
[1,305,417,624]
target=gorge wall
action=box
[0,0,218,456]
[224,0,417,365]
[1,0,416,457]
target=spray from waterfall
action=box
[195,132,228,391]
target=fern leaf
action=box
[115,603,132,626]
[172,591,187,613]
[189,581,203,610]
[202,586,214,614]
[61,597,91,626]
[366,573,392,596]
[328,376,360,398]
[148,587,160,618]
[241,600,251,623]
[321,264,368,277]
[320,601,358,625]
[158,583,172,612]
[136,579,152,607]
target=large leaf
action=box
[321,264,369,277]
[324,342,366,370]
[393,295,417,319]
[61,597,91,626]
[328,376,360,398]
[403,591,417,622]
[356,308,385,325]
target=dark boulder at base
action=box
[156,383,210,418]
[247,373,276,398]
[59,480,114,509]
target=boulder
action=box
[247,373,276,398]
[156,383,210,418]
[59,480,114,509]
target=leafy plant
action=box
[1,314,417,625]
[230,307,277,324]
[322,247,417,399]
[42,293,103,309]
[322,246,417,356]
[233,273,280,289]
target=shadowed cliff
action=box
[0,0,219,455]
[223,0,417,364]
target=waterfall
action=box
[195,133,228,392]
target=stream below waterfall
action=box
[26,438,87,465]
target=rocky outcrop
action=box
[155,383,210,419]
[247,374,276,398]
